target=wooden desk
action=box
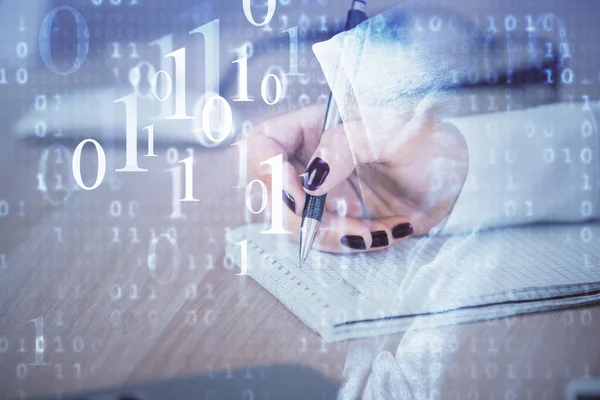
[0,139,598,399]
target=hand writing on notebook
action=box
[244,104,468,253]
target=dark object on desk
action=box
[32,364,338,400]
[565,378,600,400]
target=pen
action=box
[299,0,368,267]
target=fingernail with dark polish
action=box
[392,223,414,239]
[282,191,296,213]
[340,235,367,250]
[370,231,389,248]
[302,157,330,191]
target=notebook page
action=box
[227,223,600,336]
[366,223,600,319]
[331,291,600,341]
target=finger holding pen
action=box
[298,0,369,265]
[299,121,356,197]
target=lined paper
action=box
[227,223,600,341]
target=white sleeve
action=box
[441,101,600,234]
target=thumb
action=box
[300,123,356,196]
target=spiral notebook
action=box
[226,223,600,342]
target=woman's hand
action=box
[243,103,468,253]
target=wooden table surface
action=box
[0,134,598,400]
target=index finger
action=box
[242,104,327,218]
[246,103,327,163]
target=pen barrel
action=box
[321,3,366,133]
[322,93,342,132]
[302,194,327,222]
[298,0,367,253]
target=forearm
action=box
[441,101,600,234]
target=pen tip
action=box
[299,257,304,268]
